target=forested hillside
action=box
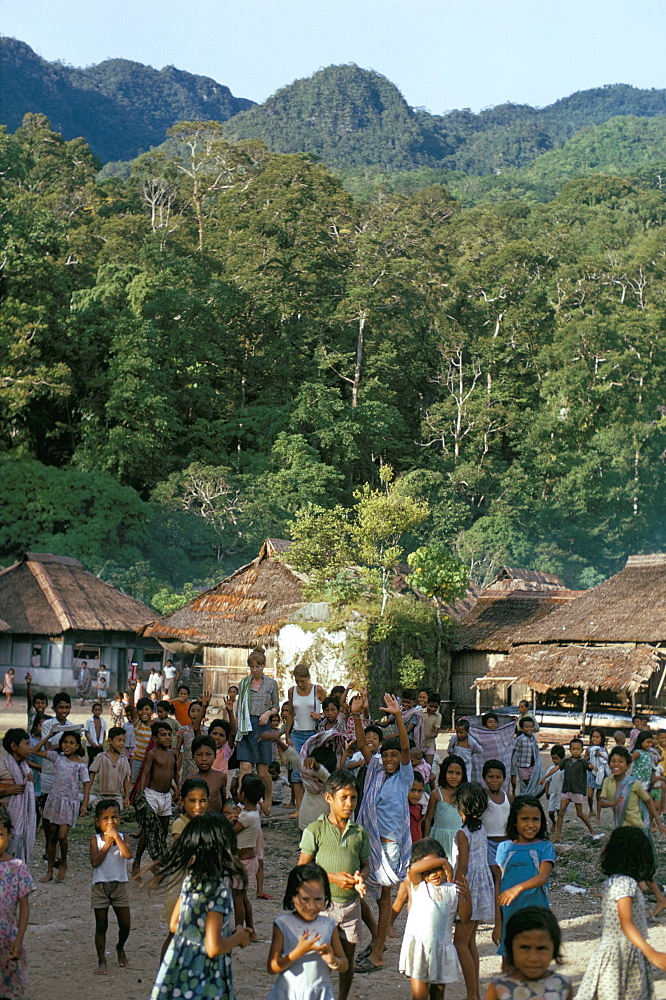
[4,39,666,179]
[0,38,254,162]
[2,114,665,608]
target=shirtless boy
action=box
[132,721,178,874]
[191,735,225,812]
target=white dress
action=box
[461,825,495,923]
[399,880,462,985]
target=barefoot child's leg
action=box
[94,909,109,974]
[114,905,131,966]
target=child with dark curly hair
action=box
[577,826,666,1000]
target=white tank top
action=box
[482,792,511,838]
[91,833,130,883]
[291,685,321,731]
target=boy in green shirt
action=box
[299,769,370,1000]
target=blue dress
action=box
[151,875,235,999]
[267,912,336,1000]
[495,839,556,954]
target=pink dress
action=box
[0,858,35,999]
[42,750,89,826]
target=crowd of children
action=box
[3,665,666,1000]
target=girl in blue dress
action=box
[495,795,556,958]
[150,813,251,999]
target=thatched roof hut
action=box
[474,554,666,716]
[451,568,581,711]
[0,552,162,692]
[141,539,304,650]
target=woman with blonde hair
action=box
[235,648,280,810]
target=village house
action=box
[140,539,364,700]
[451,567,582,713]
[0,552,163,694]
[473,554,666,723]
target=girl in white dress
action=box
[399,837,470,1000]
[455,782,495,1000]
[266,862,347,1000]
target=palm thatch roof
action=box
[140,539,305,649]
[510,554,666,645]
[474,643,663,695]
[0,553,156,634]
[454,568,581,652]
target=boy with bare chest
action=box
[192,735,225,812]
[132,721,178,874]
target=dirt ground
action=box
[3,698,666,999]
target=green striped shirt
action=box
[300,816,370,902]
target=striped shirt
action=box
[89,750,130,797]
[134,719,153,762]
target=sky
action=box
[3,0,666,113]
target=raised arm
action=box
[383,693,410,765]
[350,694,372,764]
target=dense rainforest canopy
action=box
[1,113,665,609]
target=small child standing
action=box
[482,759,511,946]
[192,735,225,812]
[0,804,35,999]
[133,721,178,875]
[31,729,90,882]
[0,729,37,863]
[511,718,542,796]
[586,728,610,823]
[89,727,131,812]
[84,702,107,766]
[109,693,125,728]
[551,738,596,840]
[2,669,15,709]
[423,755,466,865]
[268,762,289,807]
[486,907,572,1000]
[151,813,251,999]
[90,799,132,975]
[408,772,426,844]
[542,745,565,830]
[455,782,495,1000]
[230,774,264,942]
[266,862,348,1000]
[447,720,483,783]
[495,796,556,956]
[577,826,666,1000]
[398,837,468,1000]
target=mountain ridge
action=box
[3,37,666,176]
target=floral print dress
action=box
[150,874,235,999]
[0,858,35,1000]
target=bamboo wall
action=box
[202,644,278,704]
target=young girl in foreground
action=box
[495,796,556,955]
[159,778,209,961]
[486,907,572,1000]
[266,862,347,1000]
[0,804,35,1000]
[577,826,666,1000]
[399,837,469,1000]
[150,813,251,999]
[455,782,495,1000]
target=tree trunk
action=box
[351,310,366,409]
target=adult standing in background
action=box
[285,663,326,814]
[76,660,92,705]
[235,647,279,811]
[162,659,178,699]
[146,666,163,702]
